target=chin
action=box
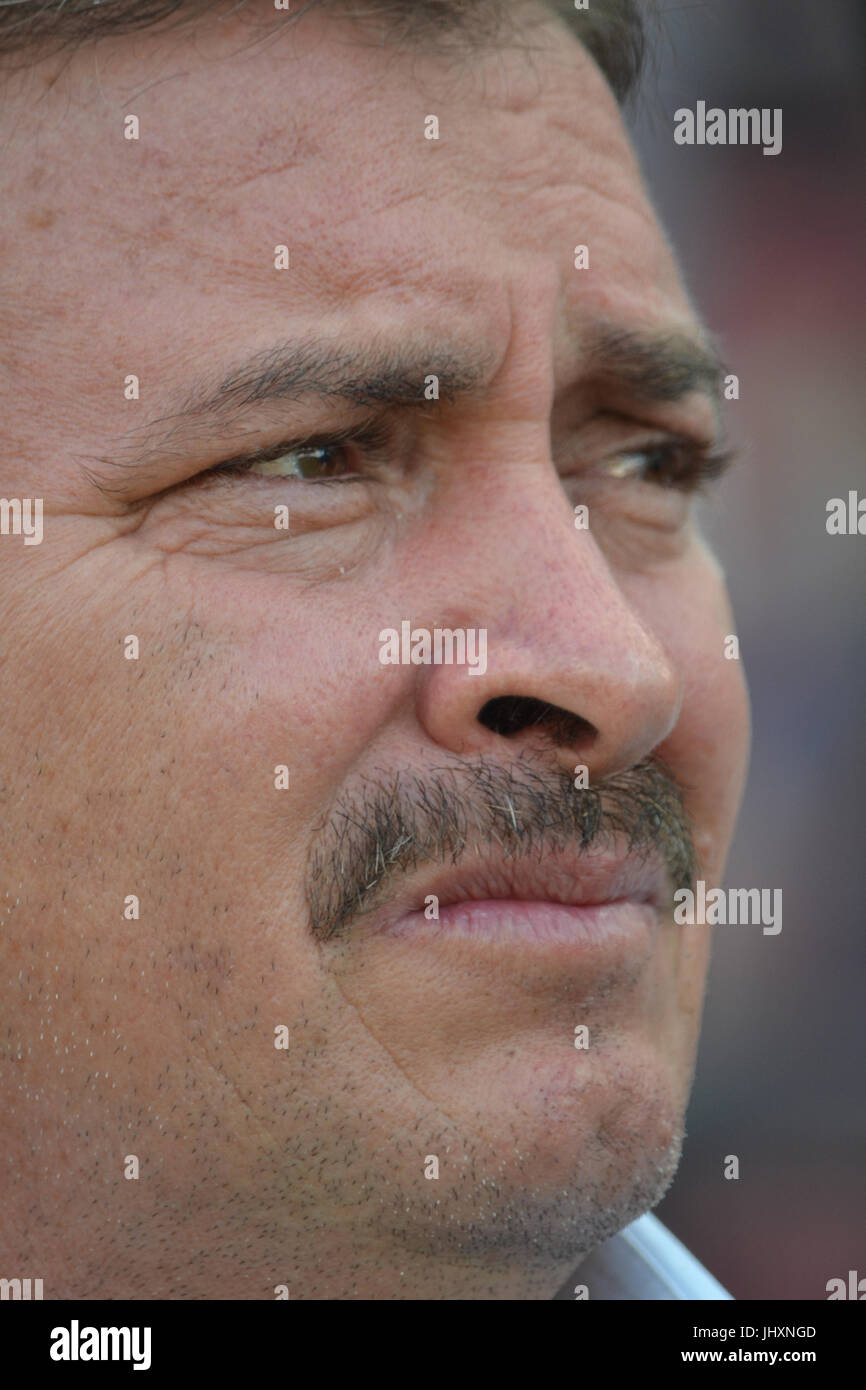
[371,1034,689,1265]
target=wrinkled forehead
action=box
[2,10,641,253]
[0,6,691,418]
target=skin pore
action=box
[0,2,749,1299]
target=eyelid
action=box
[591,431,736,492]
[199,416,394,484]
[189,417,735,493]
[601,426,720,456]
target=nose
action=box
[414,493,681,784]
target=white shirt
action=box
[556,1213,733,1300]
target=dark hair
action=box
[0,0,646,102]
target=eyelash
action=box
[611,440,734,493]
[198,420,393,487]
[192,425,733,493]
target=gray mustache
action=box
[307,754,696,941]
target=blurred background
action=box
[626,0,866,1299]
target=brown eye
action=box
[197,418,396,487]
[605,441,732,491]
[247,443,355,480]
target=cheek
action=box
[627,542,751,880]
[238,571,408,796]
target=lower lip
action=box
[383,897,659,946]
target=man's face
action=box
[0,4,749,1299]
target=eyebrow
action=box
[197,323,724,413]
[583,323,726,404]
[190,336,495,414]
[87,322,726,491]
[86,337,495,491]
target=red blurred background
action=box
[629,0,866,1299]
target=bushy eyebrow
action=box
[83,320,726,494]
[82,336,495,494]
[188,336,495,414]
[583,323,726,404]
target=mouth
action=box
[362,845,674,950]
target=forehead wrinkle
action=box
[7,11,703,502]
[189,114,325,202]
[108,124,322,220]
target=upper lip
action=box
[363,842,672,931]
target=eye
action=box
[241,441,355,481]
[604,439,733,491]
[198,419,393,486]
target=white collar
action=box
[555,1213,733,1300]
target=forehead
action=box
[0,8,693,433]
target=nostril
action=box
[478,695,597,746]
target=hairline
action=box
[0,0,648,104]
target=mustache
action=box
[307,754,697,941]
